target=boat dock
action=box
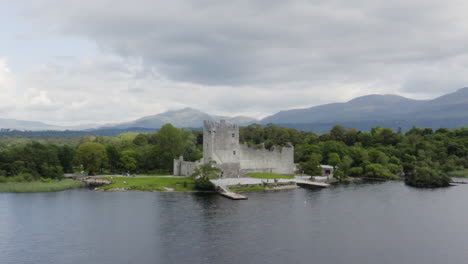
[296,180,330,188]
[220,191,248,200]
[215,184,248,200]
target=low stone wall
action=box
[173,157,202,177]
[239,144,295,175]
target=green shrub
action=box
[387,163,403,174]
[194,178,215,191]
[17,172,34,182]
[405,167,451,188]
[333,170,345,180]
[10,175,26,182]
[40,178,53,183]
[0,176,7,183]
[348,167,363,177]
[365,164,398,180]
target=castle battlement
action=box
[204,120,238,130]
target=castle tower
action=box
[203,120,240,164]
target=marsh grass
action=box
[0,179,84,193]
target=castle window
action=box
[232,133,235,137]
[233,150,236,155]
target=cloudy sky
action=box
[1,0,468,125]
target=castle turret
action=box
[203,120,240,165]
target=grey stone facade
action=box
[173,120,295,177]
[173,156,203,177]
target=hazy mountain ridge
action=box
[261,94,427,124]
[0,108,257,131]
[99,108,257,129]
[261,87,468,132]
[0,118,61,131]
[1,88,467,132]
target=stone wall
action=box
[173,156,202,177]
[217,162,241,178]
[239,143,295,175]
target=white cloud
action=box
[21,0,468,86]
[0,0,466,124]
[0,55,386,125]
[0,58,20,112]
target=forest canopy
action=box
[0,123,466,187]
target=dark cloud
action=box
[22,0,468,89]
[1,0,465,125]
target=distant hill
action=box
[0,108,257,131]
[0,118,61,131]
[1,88,467,133]
[0,118,101,131]
[100,107,257,129]
[261,87,468,133]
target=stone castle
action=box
[173,120,295,177]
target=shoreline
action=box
[2,176,462,194]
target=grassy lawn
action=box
[448,169,468,178]
[247,173,294,179]
[0,179,84,193]
[100,176,196,191]
[230,186,266,192]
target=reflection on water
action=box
[1,182,467,264]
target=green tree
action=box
[58,145,74,173]
[106,145,121,172]
[191,161,221,191]
[338,155,353,175]
[133,134,149,146]
[154,124,184,170]
[120,150,139,173]
[191,161,222,180]
[328,153,341,169]
[330,125,346,141]
[300,153,322,175]
[75,142,107,174]
[181,129,203,161]
[348,167,364,177]
[364,164,396,179]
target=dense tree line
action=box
[241,124,467,186]
[0,142,72,181]
[72,124,202,175]
[1,123,467,187]
[0,124,202,181]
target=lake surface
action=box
[1,181,467,264]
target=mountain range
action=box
[1,87,467,133]
[0,108,258,131]
[99,108,257,129]
[261,87,468,132]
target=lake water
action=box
[1,182,467,264]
